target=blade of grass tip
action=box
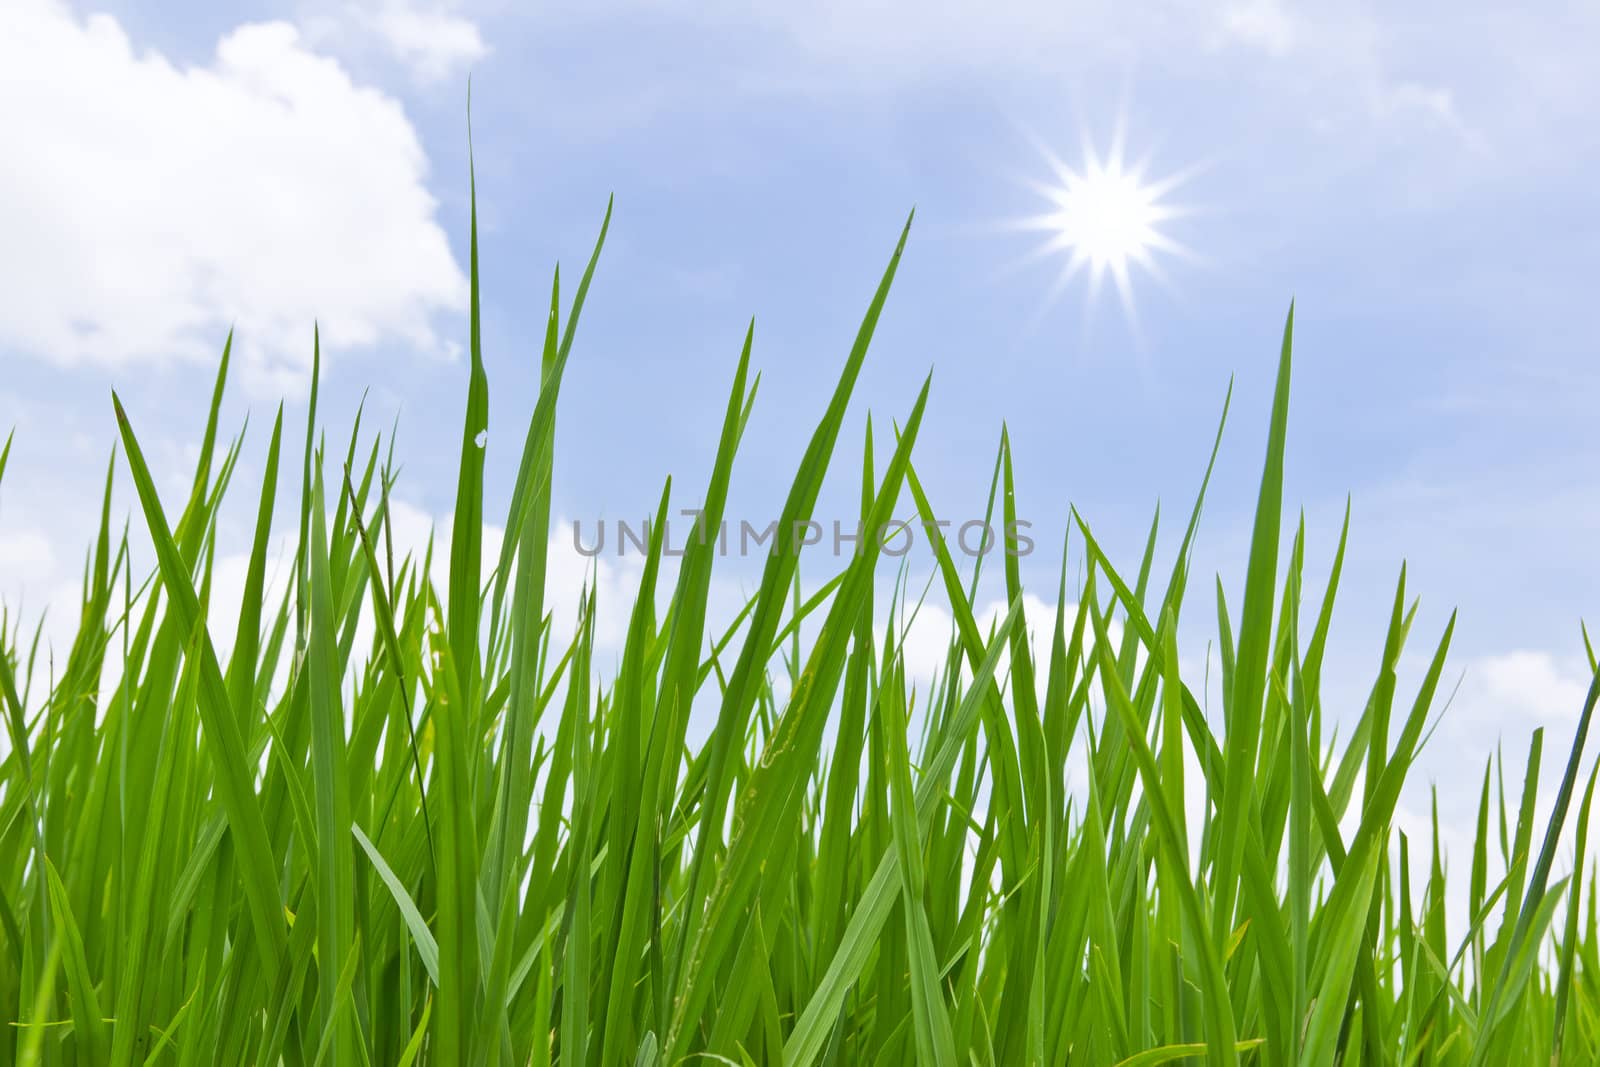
[1497,744,1511,868]
[999,425,1041,770]
[290,324,322,662]
[1041,530,1075,780]
[490,195,612,639]
[1152,380,1233,629]
[1214,302,1293,949]
[111,393,286,977]
[1499,728,1545,948]
[1472,664,1600,1061]
[395,996,433,1067]
[963,428,1006,607]
[487,270,557,669]
[1069,511,1157,653]
[486,271,562,897]
[1112,502,1161,683]
[353,826,440,985]
[199,328,231,474]
[1300,499,1350,712]
[448,109,490,713]
[431,96,491,1067]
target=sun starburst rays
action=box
[1005,124,1196,333]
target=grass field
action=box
[2,178,1599,1066]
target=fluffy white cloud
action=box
[1460,649,1593,725]
[367,1,487,84]
[0,0,467,386]
[302,0,488,85]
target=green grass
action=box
[2,180,1599,1066]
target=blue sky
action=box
[2,0,1598,849]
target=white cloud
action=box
[367,1,487,84]
[303,0,488,85]
[0,0,467,386]
[1461,649,1593,725]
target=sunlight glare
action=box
[1009,124,1194,332]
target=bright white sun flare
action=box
[1011,129,1193,329]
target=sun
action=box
[1051,161,1166,274]
[1008,124,1194,331]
